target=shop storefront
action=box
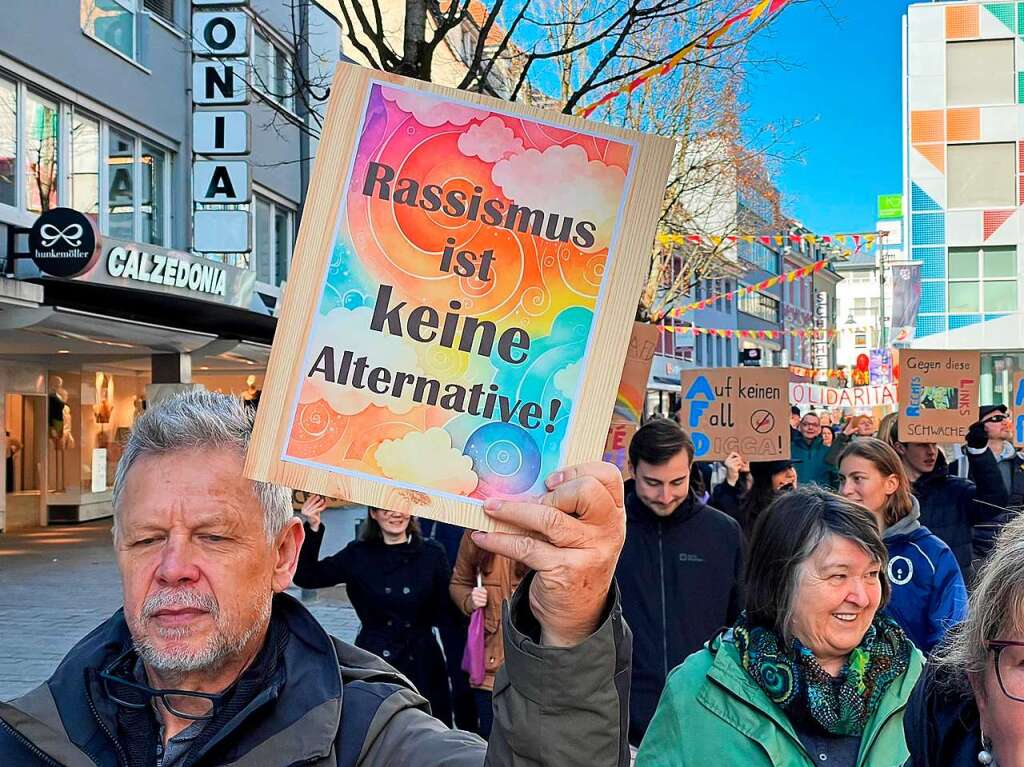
[1,208,278,532]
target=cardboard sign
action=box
[897,350,980,443]
[679,367,792,461]
[789,383,898,409]
[603,322,659,479]
[244,64,674,531]
[603,422,637,478]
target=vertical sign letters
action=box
[897,350,980,442]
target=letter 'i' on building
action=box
[191,1,252,255]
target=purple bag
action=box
[461,607,486,687]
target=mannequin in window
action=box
[241,374,261,410]
[242,375,260,402]
[49,376,73,492]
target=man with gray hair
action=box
[0,390,631,766]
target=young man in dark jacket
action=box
[0,391,633,766]
[883,415,1008,577]
[615,418,745,746]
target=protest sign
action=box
[244,63,674,530]
[603,322,660,478]
[789,382,898,409]
[1013,372,1024,447]
[679,367,791,461]
[897,350,980,442]
[603,422,638,477]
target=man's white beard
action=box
[131,589,272,681]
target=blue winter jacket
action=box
[883,499,968,654]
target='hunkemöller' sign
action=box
[245,64,674,531]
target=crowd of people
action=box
[2,389,1024,766]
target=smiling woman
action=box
[636,487,924,767]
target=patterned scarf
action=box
[733,613,911,736]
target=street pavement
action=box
[0,507,364,701]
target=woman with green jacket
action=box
[637,486,924,767]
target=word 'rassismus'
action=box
[362,161,597,249]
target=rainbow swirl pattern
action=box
[284,82,635,502]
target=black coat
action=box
[913,450,1008,576]
[903,662,980,767]
[293,524,453,726]
[615,481,745,746]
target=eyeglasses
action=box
[984,414,1009,424]
[987,640,1024,702]
[99,650,225,721]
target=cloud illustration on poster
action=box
[300,306,423,415]
[381,88,481,128]
[458,116,524,162]
[552,360,582,400]
[492,144,626,251]
[374,427,479,495]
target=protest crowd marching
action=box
[5,380,1024,767]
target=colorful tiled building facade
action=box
[906,2,1024,354]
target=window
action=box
[81,0,137,60]
[143,0,173,23]
[108,128,134,239]
[946,40,1014,106]
[737,239,779,274]
[0,75,171,235]
[140,141,165,245]
[738,289,781,323]
[24,93,58,213]
[253,30,295,111]
[253,193,294,285]
[948,246,1018,313]
[71,114,100,222]
[0,78,15,207]
[948,143,1015,208]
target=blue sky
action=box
[744,0,911,233]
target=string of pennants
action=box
[577,0,791,118]
[656,232,880,250]
[659,259,831,320]
[662,325,840,340]
[790,365,848,380]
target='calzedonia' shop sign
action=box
[106,245,226,296]
[88,240,257,308]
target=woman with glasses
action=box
[293,496,454,727]
[905,511,1024,766]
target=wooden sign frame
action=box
[244,63,674,531]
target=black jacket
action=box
[903,662,980,767]
[615,481,745,746]
[912,450,1008,576]
[0,585,633,766]
[294,524,454,726]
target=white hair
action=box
[112,389,291,541]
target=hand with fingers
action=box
[300,493,328,531]
[470,461,626,648]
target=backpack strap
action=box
[335,681,425,767]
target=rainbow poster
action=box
[247,65,674,528]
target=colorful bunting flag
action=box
[577,0,791,117]
[661,325,840,340]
